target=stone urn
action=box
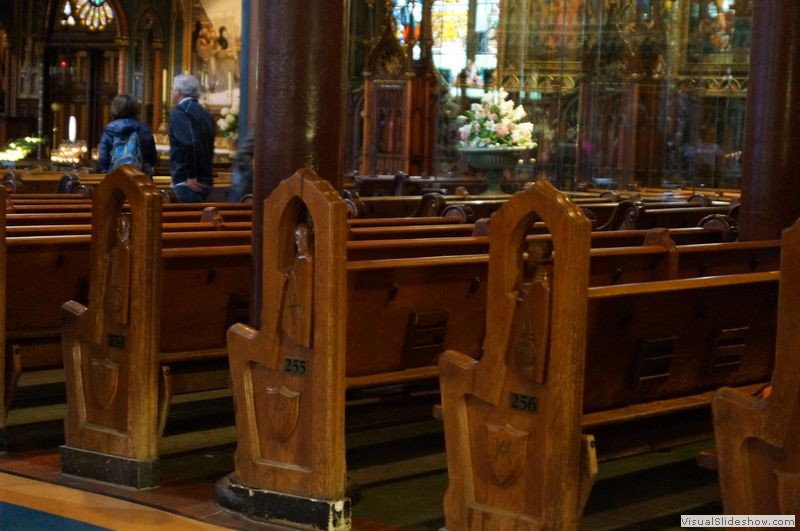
[461,147,531,195]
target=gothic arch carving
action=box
[134,6,164,42]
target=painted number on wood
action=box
[510,392,537,413]
[284,357,307,375]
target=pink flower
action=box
[494,123,510,138]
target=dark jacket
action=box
[97,118,158,176]
[229,134,253,201]
[168,98,216,187]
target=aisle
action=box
[0,387,723,530]
[0,471,221,530]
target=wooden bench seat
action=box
[6,200,251,211]
[584,272,778,415]
[350,190,727,224]
[669,239,780,278]
[602,202,734,231]
[343,227,727,261]
[5,221,254,236]
[6,209,252,225]
[5,170,233,197]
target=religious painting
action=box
[190,0,241,108]
[685,0,752,72]
[524,0,590,63]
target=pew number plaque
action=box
[283,357,307,375]
[107,333,125,349]
[510,392,538,413]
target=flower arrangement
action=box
[0,136,44,163]
[457,88,535,149]
[217,104,239,139]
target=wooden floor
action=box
[0,379,724,530]
[0,471,223,530]
[0,381,435,530]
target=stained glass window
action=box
[393,0,424,45]
[60,0,115,31]
[430,0,499,86]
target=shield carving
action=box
[265,386,301,442]
[90,357,120,409]
[775,469,800,515]
[485,422,529,486]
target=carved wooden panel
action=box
[61,166,162,460]
[227,169,349,502]
[439,180,596,529]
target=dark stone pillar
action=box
[251,0,347,322]
[739,1,800,240]
[238,0,252,137]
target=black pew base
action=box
[60,445,160,489]
[215,474,351,530]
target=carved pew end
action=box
[215,475,352,531]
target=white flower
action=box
[225,113,236,124]
[217,118,227,130]
[221,107,230,117]
[457,88,537,149]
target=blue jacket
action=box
[97,118,158,175]
[168,98,215,187]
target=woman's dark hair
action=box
[110,94,139,120]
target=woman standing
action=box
[97,94,158,176]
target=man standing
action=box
[169,74,215,202]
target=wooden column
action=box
[251,0,347,323]
[152,44,163,132]
[181,0,192,73]
[739,1,800,240]
[116,38,129,95]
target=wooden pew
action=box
[437,180,778,529]
[348,190,726,225]
[6,201,251,212]
[343,227,727,261]
[215,171,695,528]
[5,170,234,198]
[581,273,777,458]
[0,193,752,441]
[215,170,774,528]
[6,209,252,226]
[5,221,253,236]
[711,219,800,521]
[600,201,734,231]
[58,167,251,487]
[0,196,476,444]
[1,228,250,453]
